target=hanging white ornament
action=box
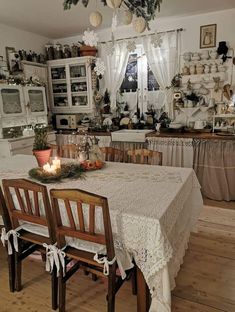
[126,40,136,53]
[82,29,99,47]
[132,17,147,34]
[151,34,163,48]
[122,10,133,25]
[94,58,106,76]
[106,0,123,9]
[89,11,103,28]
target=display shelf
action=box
[52,79,67,83]
[48,56,95,114]
[212,114,235,132]
[182,72,227,84]
[179,107,200,118]
[213,114,235,118]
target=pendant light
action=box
[89,11,103,27]
[106,0,123,9]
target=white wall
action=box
[56,8,235,50]
[55,8,235,85]
[0,23,50,60]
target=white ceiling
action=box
[0,0,235,39]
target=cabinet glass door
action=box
[70,64,86,78]
[1,88,23,115]
[51,66,66,80]
[28,90,45,113]
[50,66,68,108]
[72,95,88,107]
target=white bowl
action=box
[169,123,183,129]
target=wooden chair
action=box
[2,179,58,310]
[100,147,124,162]
[126,149,163,166]
[60,144,77,159]
[0,186,15,292]
[50,188,135,312]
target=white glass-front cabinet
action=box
[48,57,94,114]
[0,84,48,123]
[0,85,26,117]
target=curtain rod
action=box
[99,28,184,44]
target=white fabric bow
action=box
[1,227,21,255]
[43,243,66,277]
[93,253,116,276]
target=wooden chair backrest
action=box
[126,149,163,166]
[50,189,115,260]
[0,186,12,232]
[60,144,77,159]
[100,147,124,162]
[2,179,55,242]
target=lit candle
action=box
[43,163,51,172]
[43,162,56,174]
[52,157,61,170]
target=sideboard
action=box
[0,132,56,158]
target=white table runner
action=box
[0,155,203,312]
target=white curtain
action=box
[142,31,180,118]
[100,41,129,111]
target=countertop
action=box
[57,131,235,140]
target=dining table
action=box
[0,155,203,312]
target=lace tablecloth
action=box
[0,155,203,312]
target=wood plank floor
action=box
[0,200,235,312]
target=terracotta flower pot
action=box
[33,148,52,167]
[79,45,97,57]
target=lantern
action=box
[132,17,147,33]
[106,0,123,9]
[89,11,103,27]
[122,10,133,25]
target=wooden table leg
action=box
[137,267,150,312]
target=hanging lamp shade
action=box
[89,11,103,27]
[132,17,147,33]
[106,0,123,9]
[122,10,133,25]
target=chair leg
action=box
[107,265,116,312]
[59,275,66,312]
[92,273,98,281]
[41,252,46,262]
[132,266,137,295]
[8,254,15,292]
[14,250,22,292]
[51,267,58,310]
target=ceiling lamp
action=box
[63,0,162,32]
[132,16,146,33]
[122,9,133,25]
[89,11,103,27]
[106,0,123,9]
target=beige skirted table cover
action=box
[193,139,235,201]
[0,155,203,312]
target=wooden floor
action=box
[0,199,235,312]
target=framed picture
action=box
[200,24,217,49]
[5,46,22,74]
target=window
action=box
[120,46,159,93]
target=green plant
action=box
[33,127,50,151]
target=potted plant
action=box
[79,43,97,57]
[33,126,51,167]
